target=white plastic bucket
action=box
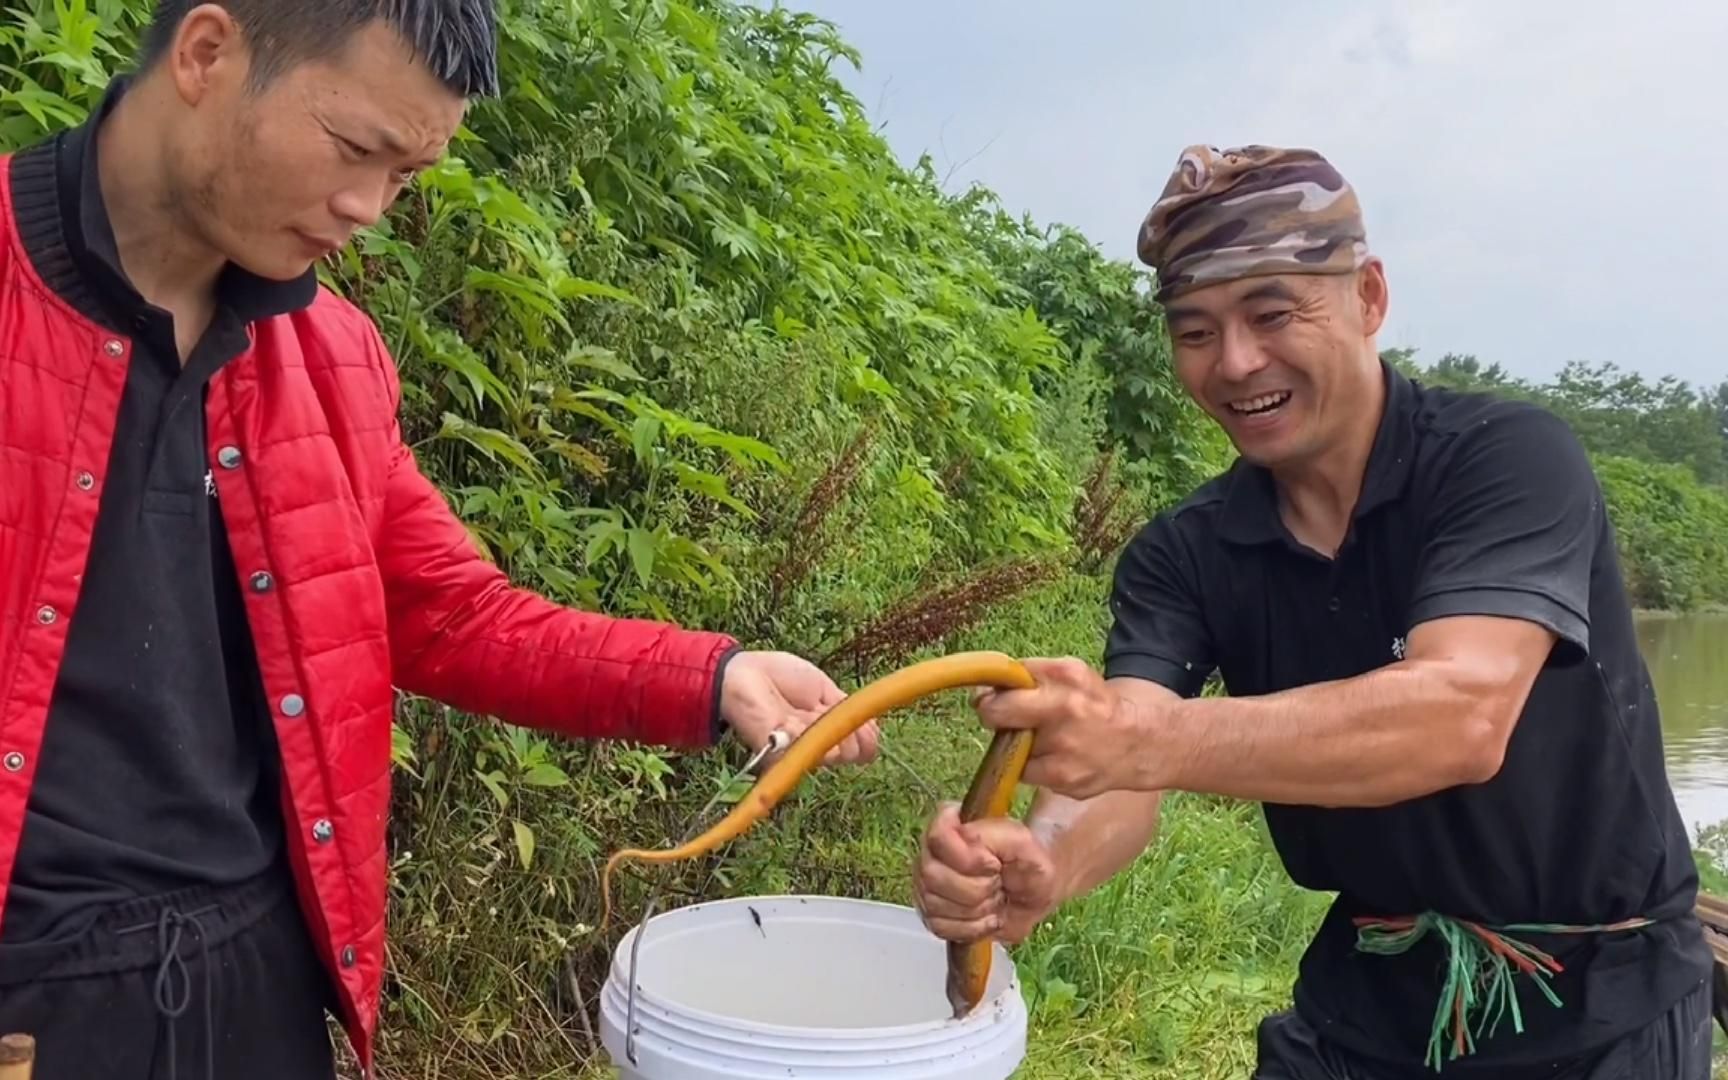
[598,894,1027,1079]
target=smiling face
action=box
[158,11,466,281]
[1162,261,1390,469]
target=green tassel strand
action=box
[1352,911,1653,1073]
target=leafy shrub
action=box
[1594,454,1728,611]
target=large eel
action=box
[599,649,1038,1020]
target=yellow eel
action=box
[599,650,1038,1020]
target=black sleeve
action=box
[1102,513,1217,697]
[1407,404,1599,663]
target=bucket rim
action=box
[604,893,1020,1039]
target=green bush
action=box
[1594,454,1728,611]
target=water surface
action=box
[1642,612,1728,839]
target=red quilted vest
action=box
[0,151,735,1073]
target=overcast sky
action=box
[787,0,1725,390]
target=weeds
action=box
[823,558,1069,678]
[1072,449,1140,574]
[763,418,879,613]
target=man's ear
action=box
[164,3,250,107]
[1356,258,1390,337]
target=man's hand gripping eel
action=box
[599,650,1038,1021]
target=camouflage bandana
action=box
[1137,144,1370,303]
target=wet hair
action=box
[138,0,499,97]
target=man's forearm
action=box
[400,582,733,746]
[1145,659,1516,807]
[1025,787,1164,903]
[378,439,733,746]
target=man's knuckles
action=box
[1026,755,1100,797]
[926,828,996,875]
[1024,656,1092,685]
[923,891,1000,923]
[921,833,1000,882]
[1000,850,1056,888]
[926,916,998,945]
[962,817,1041,860]
[918,860,998,906]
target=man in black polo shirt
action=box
[912,144,1716,1077]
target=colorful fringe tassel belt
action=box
[1352,911,1656,1072]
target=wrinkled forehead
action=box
[291,24,467,152]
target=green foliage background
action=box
[3,2,1723,1077]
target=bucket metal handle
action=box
[622,729,789,1067]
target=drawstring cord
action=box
[118,902,218,1080]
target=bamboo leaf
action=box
[626,527,657,587]
[545,438,610,479]
[466,268,570,331]
[630,415,661,466]
[554,276,645,307]
[550,389,630,436]
[584,517,625,565]
[670,462,754,517]
[563,344,643,382]
[512,820,536,869]
[523,763,570,788]
[436,413,541,476]
[476,769,509,810]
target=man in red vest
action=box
[0,2,877,1076]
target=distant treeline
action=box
[1385,349,1728,611]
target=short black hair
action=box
[138,0,499,97]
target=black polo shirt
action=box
[1104,362,1713,1072]
[0,78,315,945]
